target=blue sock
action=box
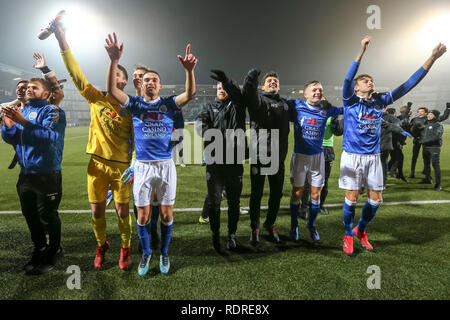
[137,222,151,256]
[357,200,381,232]
[343,198,357,236]
[307,200,320,228]
[150,205,159,234]
[290,202,300,228]
[160,220,173,255]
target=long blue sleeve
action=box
[381,67,428,105]
[343,61,360,104]
[2,125,20,145]
[21,107,66,144]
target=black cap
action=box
[430,109,440,118]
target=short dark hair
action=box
[262,71,279,85]
[28,77,51,92]
[418,107,429,113]
[304,80,321,92]
[143,70,162,82]
[386,108,396,115]
[16,80,29,87]
[117,64,128,81]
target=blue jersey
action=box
[123,95,179,161]
[342,61,428,155]
[2,99,66,174]
[292,100,343,155]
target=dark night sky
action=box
[1,0,450,87]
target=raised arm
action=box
[53,20,103,103]
[422,43,447,71]
[210,69,245,107]
[382,43,447,105]
[32,52,65,106]
[175,44,197,107]
[438,103,450,122]
[105,33,129,106]
[343,36,370,101]
[243,68,263,113]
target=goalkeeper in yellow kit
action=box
[51,20,133,270]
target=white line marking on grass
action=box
[65,135,88,141]
[1,200,450,214]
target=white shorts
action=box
[133,159,177,207]
[290,152,325,188]
[338,151,384,191]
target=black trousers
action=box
[388,146,405,178]
[249,162,285,230]
[410,139,423,175]
[16,172,62,253]
[380,150,390,186]
[423,146,441,186]
[205,164,243,235]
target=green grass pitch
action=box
[0,125,449,300]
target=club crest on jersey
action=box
[159,105,168,113]
[28,112,37,121]
[320,110,327,117]
[284,104,289,111]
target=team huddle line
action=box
[0,13,447,277]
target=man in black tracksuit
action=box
[243,69,295,244]
[380,109,413,187]
[195,70,248,252]
[418,110,444,190]
[409,104,449,178]
[388,104,412,182]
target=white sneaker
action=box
[38,10,65,40]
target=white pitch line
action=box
[64,135,89,141]
[1,200,450,215]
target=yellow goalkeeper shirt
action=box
[61,49,132,163]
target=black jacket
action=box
[380,112,404,152]
[243,72,295,165]
[195,82,248,164]
[419,119,443,147]
[410,107,449,139]
[330,115,344,137]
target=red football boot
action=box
[94,241,110,269]
[353,227,373,251]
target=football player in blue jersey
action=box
[105,33,197,276]
[340,36,446,255]
[289,81,343,243]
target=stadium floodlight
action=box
[41,5,106,49]
[419,14,450,49]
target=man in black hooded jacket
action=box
[242,68,296,244]
[418,110,444,190]
[195,70,248,252]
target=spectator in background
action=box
[419,110,444,190]
[388,104,412,182]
